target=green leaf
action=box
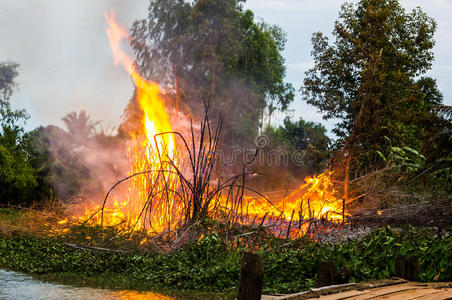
[376,150,387,163]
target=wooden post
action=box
[317,261,336,287]
[237,252,264,300]
[395,256,419,282]
[335,267,353,285]
[317,261,352,287]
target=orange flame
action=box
[71,12,346,238]
[70,12,182,233]
[105,12,175,158]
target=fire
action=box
[105,12,180,233]
[70,12,346,238]
[105,12,175,158]
[247,171,343,222]
[237,171,344,237]
[71,12,181,233]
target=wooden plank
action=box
[263,280,452,300]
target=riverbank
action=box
[0,269,185,300]
[0,224,450,296]
[0,235,238,298]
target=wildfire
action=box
[105,11,175,158]
[246,171,343,222]
[70,12,346,238]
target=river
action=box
[0,269,175,299]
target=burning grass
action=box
[5,12,447,257]
[40,13,349,244]
[6,13,450,295]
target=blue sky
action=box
[1,0,450,135]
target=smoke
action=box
[36,122,129,204]
[0,0,148,132]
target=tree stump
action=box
[335,267,353,285]
[237,252,264,300]
[317,261,336,287]
[395,255,419,282]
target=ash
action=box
[308,221,373,244]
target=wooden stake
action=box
[343,152,351,224]
[237,252,264,300]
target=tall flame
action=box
[104,12,179,232]
[105,12,175,158]
[70,12,346,238]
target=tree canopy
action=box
[269,117,331,173]
[62,110,100,146]
[302,0,444,170]
[127,0,294,147]
[0,62,27,131]
[0,62,40,204]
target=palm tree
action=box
[62,110,100,145]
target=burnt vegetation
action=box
[0,0,451,296]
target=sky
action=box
[1,0,451,136]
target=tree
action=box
[271,117,331,173]
[250,118,331,191]
[302,0,442,173]
[0,62,27,131]
[0,62,40,204]
[62,110,99,146]
[128,0,294,147]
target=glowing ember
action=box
[70,12,346,237]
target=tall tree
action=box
[127,0,294,147]
[62,110,99,146]
[302,0,442,172]
[0,62,39,204]
[0,62,27,130]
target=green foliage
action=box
[273,118,330,169]
[128,0,294,147]
[303,0,444,173]
[0,144,37,202]
[0,226,449,294]
[377,144,426,173]
[274,117,331,168]
[260,227,451,292]
[0,62,43,204]
[248,117,330,191]
[0,208,22,221]
[374,137,451,192]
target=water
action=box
[0,269,173,299]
